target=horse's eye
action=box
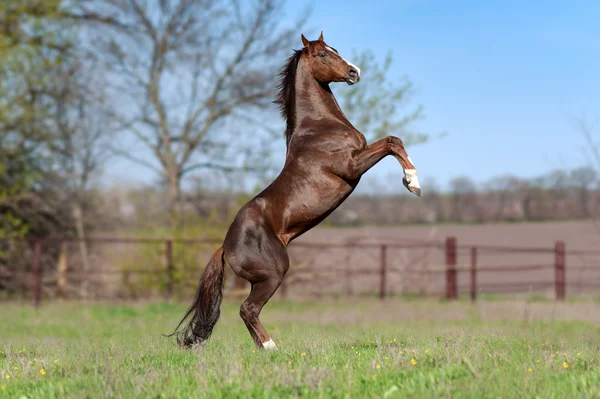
[320,52,327,58]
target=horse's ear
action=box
[301,34,310,47]
[318,31,324,41]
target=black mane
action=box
[274,49,304,145]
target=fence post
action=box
[165,239,174,301]
[554,241,565,301]
[470,247,477,302]
[32,239,42,308]
[445,237,457,300]
[379,245,387,300]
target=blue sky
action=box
[105,0,600,192]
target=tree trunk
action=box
[72,202,91,299]
[167,165,182,232]
[580,189,590,218]
[57,241,68,298]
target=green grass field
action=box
[2,298,600,398]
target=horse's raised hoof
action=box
[410,186,421,197]
[262,339,278,350]
[403,170,421,197]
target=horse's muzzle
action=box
[345,68,360,85]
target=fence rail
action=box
[1,235,600,307]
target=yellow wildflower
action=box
[55,360,59,363]
[536,360,540,363]
[13,367,18,371]
[40,369,46,376]
[577,352,581,357]
[384,356,389,360]
[1,385,5,390]
[371,375,377,381]
[288,361,292,365]
[563,362,569,369]
[425,349,430,353]
[411,359,417,366]
[4,374,9,380]
[376,364,381,369]
[252,350,256,354]
[40,360,45,364]
[527,367,532,372]
[301,352,305,357]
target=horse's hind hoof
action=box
[262,339,278,350]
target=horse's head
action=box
[300,32,360,86]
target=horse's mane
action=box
[274,49,304,145]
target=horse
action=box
[171,32,421,350]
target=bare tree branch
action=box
[76,0,309,228]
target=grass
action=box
[1,299,600,398]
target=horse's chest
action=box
[342,129,367,149]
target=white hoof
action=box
[262,339,278,350]
[403,169,421,197]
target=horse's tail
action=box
[170,247,226,347]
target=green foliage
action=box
[2,301,600,398]
[1,1,69,125]
[338,50,434,146]
[0,1,74,238]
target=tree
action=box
[74,0,308,230]
[541,170,569,219]
[43,54,115,297]
[569,167,597,218]
[0,0,74,237]
[577,117,600,172]
[484,175,527,221]
[337,49,433,146]
[449,176,480,223]
[574,117,600,220]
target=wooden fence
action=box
[1,236,599,307]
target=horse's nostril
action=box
[348,68,357,77]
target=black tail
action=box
[170,247,226,347]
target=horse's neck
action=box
[293,59,353,129]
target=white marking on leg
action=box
[262,339,278,350]
[404,168,421,196]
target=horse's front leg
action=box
[348,136,421,197]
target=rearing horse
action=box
[172,32,421,349]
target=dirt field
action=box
[284,221,600,298]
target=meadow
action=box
[2,298,600,398]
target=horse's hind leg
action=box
[240,276,284,349]
[223,208,289,349]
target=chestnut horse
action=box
[172,32,421,349]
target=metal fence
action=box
[1,235,600,307]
